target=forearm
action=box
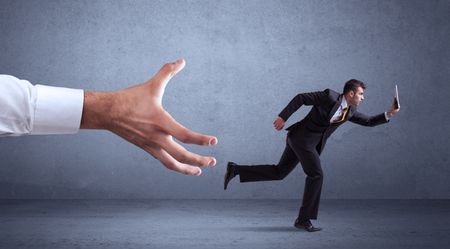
[371,113,390,126]
[350,112,389,127]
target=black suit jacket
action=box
[278,89,388,154]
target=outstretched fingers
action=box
[159,136,216,167]
[138,58,219,176]
[160,112,218,146]
[144,145,203,176]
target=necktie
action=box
[334,107,348,123]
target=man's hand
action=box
[273,117,285,131]
[387,99,401,118]
[80,59,217,176]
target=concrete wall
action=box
[1,0,449,199]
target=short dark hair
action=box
[343,79,366,94]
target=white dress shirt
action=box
[0,75,84,136]
[330,97,349,123]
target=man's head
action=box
[343,79,365,106]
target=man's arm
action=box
[349,100,400,127]
[278,89,330,122]
[0,59,218,176]
[0,75,83,136]
[274,89,330,130]
[349,112,389,127]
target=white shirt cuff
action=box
[31,85,84,135]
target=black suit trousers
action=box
[236,132,323,220]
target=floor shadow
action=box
[233,226,300,232]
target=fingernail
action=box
[194,169,202,176]
[209,137,218,146]
[209,158,216,166]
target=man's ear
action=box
[348,91,355,97]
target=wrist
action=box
[80,91,117,130]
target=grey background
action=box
[0,0,449,199]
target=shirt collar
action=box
[341,96,348,109]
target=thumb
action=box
[150,58,186,99]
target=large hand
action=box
[81,59,217,176]
[273,117,285,131]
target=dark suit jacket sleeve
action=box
[349,111,389,127]
[278,89,330,121]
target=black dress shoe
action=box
[224,162,237,190]
[294,219,322,232]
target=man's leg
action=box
[291,146,323,221]
[235,141,299,182]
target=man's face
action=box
[348,87,364,106]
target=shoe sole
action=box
[294,224,322,232]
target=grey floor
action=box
[0,200,449,249]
